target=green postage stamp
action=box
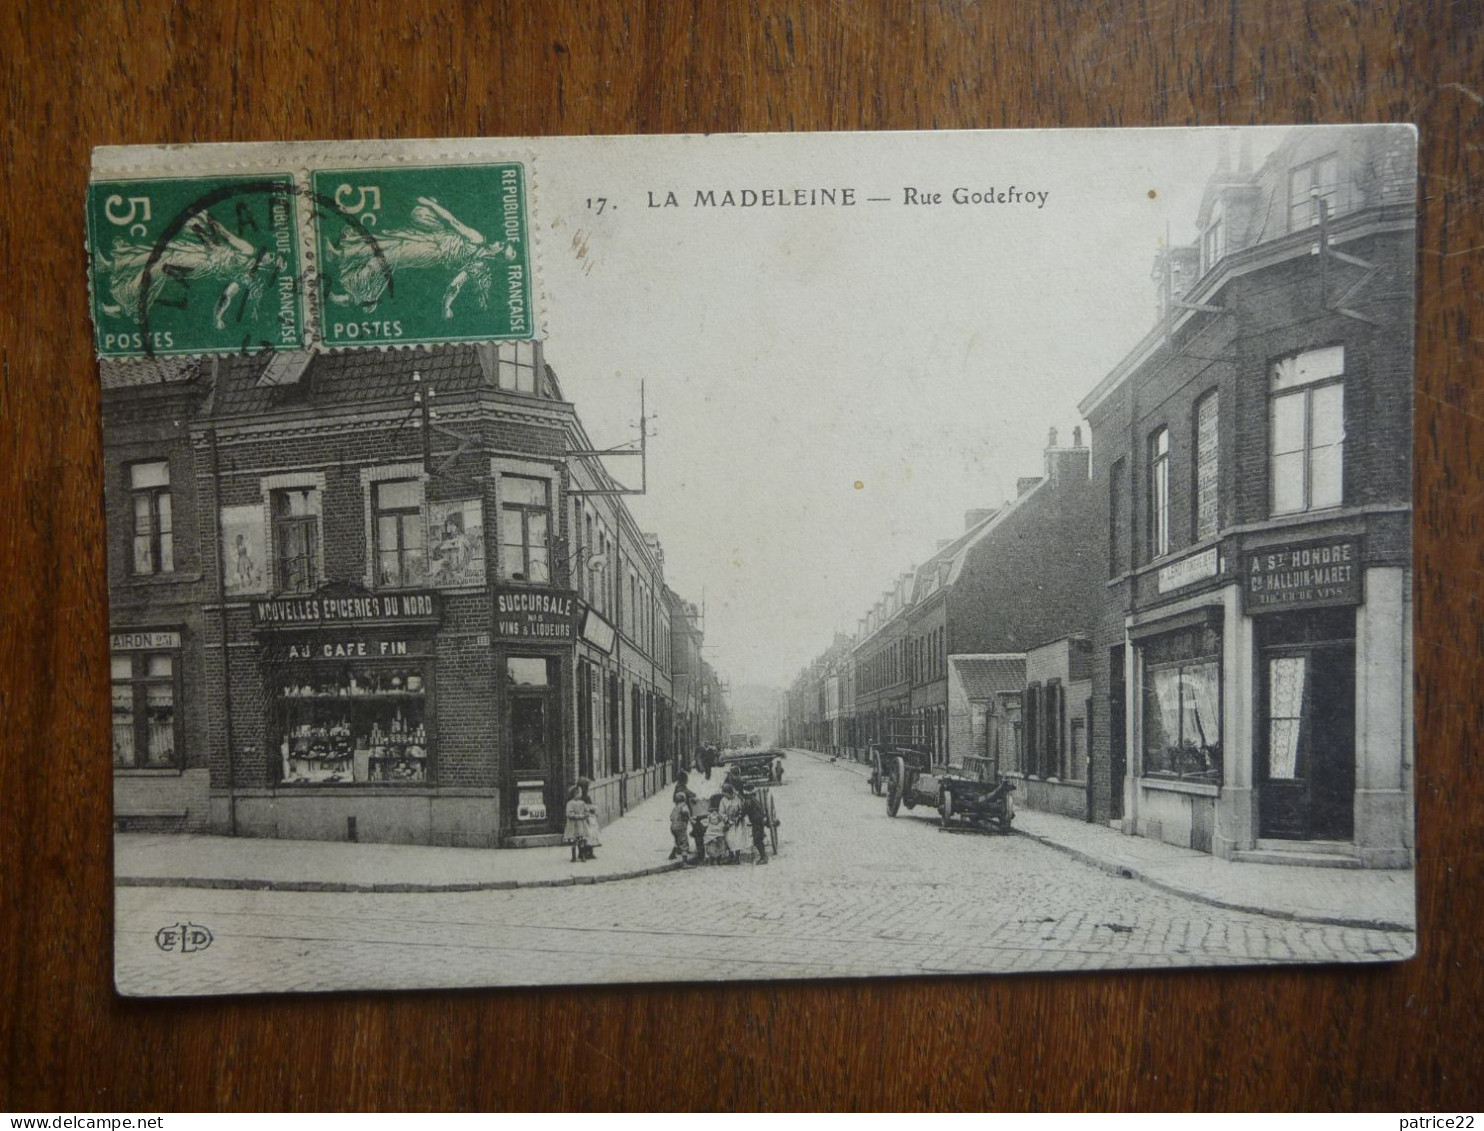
[86,162,533,357]
[312,163,533,349]
[87,174,306,358]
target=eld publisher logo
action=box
[154,922,213,954]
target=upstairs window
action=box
[272,488,320,593]
[1147,428,1171,560]
[129,461,173,575]
[583,513,595,600]
[1109,458,1127,577]
[596,529,609,611]
[1270,347,1345,515]
[1288,153,1344,231]
[374,479,425,588]
[1194,392,1220,540]
[499,476,550,583]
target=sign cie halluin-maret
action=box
[86,163,532,357]
[1243,537,1363,613]
[494,589,580,641]
[251,591,440,629]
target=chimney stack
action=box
[1045,424,1092,484]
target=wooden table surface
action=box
[2,0,1480,1113]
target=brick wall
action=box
[946,458,1101,658]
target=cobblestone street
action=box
[116,751,1414,995]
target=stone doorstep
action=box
[502,833,565,849]
[1231,848,1364,868]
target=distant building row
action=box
[784,126,1415,868]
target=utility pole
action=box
[567,381,651,497]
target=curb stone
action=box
[116,858,688,895]
[1010,826,1415,934]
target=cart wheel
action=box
[767,794,779,854]
[887,756,905,817]
[940,789,954,828]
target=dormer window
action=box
[1288,153,1344,231]
[490,341,541,395]
[1200,200,1225,274]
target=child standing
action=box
[703,794,728,865]
[563,784,590,863]
[720,781,746,864]
[579,778,600,861]
[741,783,770,865]
[669,791,694,860]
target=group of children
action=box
[565,767,773,868]
[668,768,770,866]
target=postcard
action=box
[93,126,1417,996]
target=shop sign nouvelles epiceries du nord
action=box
[251,590,440,629]
[1243,537,1363,614]
[494,589,580,641]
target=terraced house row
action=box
[785,126,1416,870]
[106,342,728,848]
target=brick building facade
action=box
[1080,126,1415,866]
[104,359,214,832]
[106,342,710,847]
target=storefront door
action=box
[506,656,560,833]
[1108,646,1126,821]
[1259,640,1356,840]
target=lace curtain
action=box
[1151,668,1182,749]
[1182,662,1220,750]
[1268,656,1307,779]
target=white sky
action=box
[536,128,1288,690]
[94,127,1289,692]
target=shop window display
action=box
[277,662,430,784]
[1141,625,1223,782]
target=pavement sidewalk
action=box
[791,749,1415,932]
[115,776,690,893]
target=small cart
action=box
[717,748,784,856]
[871,717,1016,833]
